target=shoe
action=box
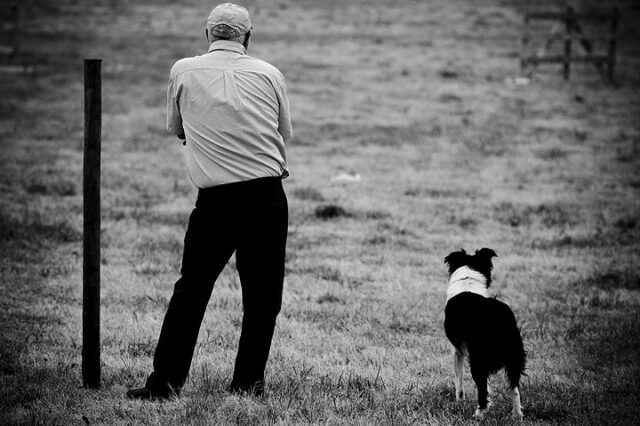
[126,383,180,401]
[228,380,264,397]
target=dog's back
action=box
[445,293,525,383]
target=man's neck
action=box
[208,40,247,55]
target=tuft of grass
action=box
[0,210,82,245]
[493,202,579,229]
[533,147,570,161]
[25,178,77,196]
[578,268,640,291]
[314,204,351,220]
[292,186,325,202]
[438,69,459,79]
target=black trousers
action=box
[146,177,288,391]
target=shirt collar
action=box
[208,40,247,55]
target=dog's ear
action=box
[475,248,497,271]
[476,248,497,259]
[444,249,467,273]
[444,249,467,266]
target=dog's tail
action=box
[505,326,527,388]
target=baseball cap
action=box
[207,3,252,38]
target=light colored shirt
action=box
[167,40,292,188]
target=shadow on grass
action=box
[523,375,640,425]
[0,211,81,248]
[0,207,82,420]
[0,357,82,426]
[574,309,640,370]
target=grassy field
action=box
[1,0,639,424]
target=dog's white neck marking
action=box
[446,266,489,302]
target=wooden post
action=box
[563,7,573,80]
[11,1,19,61]
[0,1,19,64]
[521,15,530,74]
[83,59,102,389]
[608,8,618,82]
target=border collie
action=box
[443,248,525,419]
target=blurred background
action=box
[1,0,639,424]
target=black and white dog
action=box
[443,248,525,419]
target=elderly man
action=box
[127,3,292,400]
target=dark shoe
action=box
[126,383,180,401]
[228,380,264,397]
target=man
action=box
[127,2,292,400]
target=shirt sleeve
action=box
[166,73,185,137]
[273,72,293,143]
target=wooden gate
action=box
[520,6,618,82]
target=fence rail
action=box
[520,6,618,82]
[524,55,610,64]
[526,11,618,20]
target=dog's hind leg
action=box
[471,367,489,419]
[486,382,494,408]
[453,346,465,401]
[511,386,523,419]
[506,357,525,419]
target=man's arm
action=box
[273,72,293,143]
[166,74,186,142]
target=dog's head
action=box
[444,248,498,286]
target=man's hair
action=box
[207,28,251,50]
[209,33,244,43]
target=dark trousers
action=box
[146,177,288,391]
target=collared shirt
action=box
[167,40,292,188]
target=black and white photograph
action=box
[1,0,638,424]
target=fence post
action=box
[521,14,530,74]
[563,6,573,80]
[0,0,19,64]
[83,58,102,389]
[608,8,618,82]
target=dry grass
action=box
[1,0,639,424]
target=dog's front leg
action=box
[453,348,465,401]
